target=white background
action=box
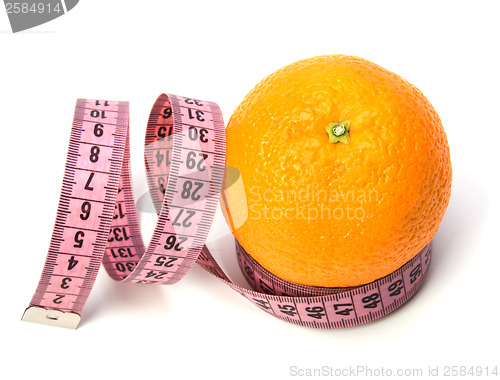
[1,1,499,379]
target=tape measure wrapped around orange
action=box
[22,54,449,329]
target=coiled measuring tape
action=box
[22,94,432,329]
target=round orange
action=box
[223,54,452,287]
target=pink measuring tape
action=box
[22,94,432,329]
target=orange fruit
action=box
[222,54,452,287]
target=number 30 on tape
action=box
[22,94,432,329]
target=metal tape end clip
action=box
[21,306,81,329]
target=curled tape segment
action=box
[22,94,432,329]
